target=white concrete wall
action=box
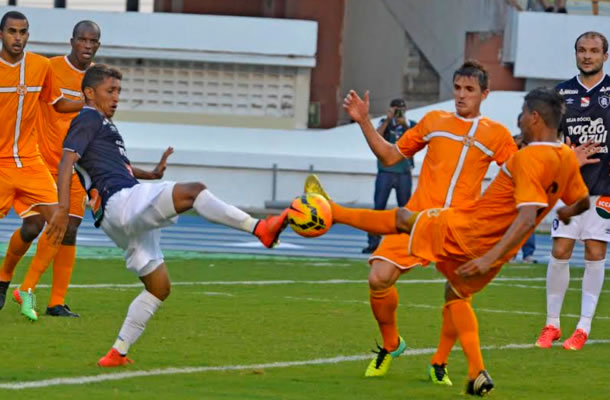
[341,0,408,117]
[509,12,610,80]
[381,0,508,100]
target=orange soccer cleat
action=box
[97,348,134,367]
[12,288,22,305]
[563,329,588,351]
[535,325,561,348]
[254,209,289,248]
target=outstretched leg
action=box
[172,182,287,248]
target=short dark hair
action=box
[523,87,565,130]
[390,98,406,108]
[574,31,608,54]
[82,64,122,99]
[72,20,101,39]
[0,11,28,31]
[453,60,489,91]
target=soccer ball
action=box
[288,193,332,237]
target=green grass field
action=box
[0,254,608,399]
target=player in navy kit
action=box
[46,64,289,367]
[536,31,610,350]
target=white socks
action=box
[577,259,606,335]
[546,256,570,328]
[193,190,257,233]
[113,290,162,355]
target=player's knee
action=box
[551,247,571,260]
[157,282,171,301]
[20,216,45,242]
[61,221,81,246]
[368,267,395,291]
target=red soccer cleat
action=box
[254,209,289,248]
[535,325,561,348]
[97,348,134,367]
[12,288,22,305]
[563,329,588,351]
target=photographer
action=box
[363,98,416,253]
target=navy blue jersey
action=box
[556,75,610,195]
[63,107,139,226]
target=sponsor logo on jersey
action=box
[596,196,610,219]
[599,94,610,109]
[600,86,610,93]
[566,98,575,105]
[559,88,578,95]
[581,97,590,107]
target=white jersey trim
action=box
[443,118,480,208]
[516,202,548,208]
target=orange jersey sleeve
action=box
[395,112,431,157]
[38,56,85,172]
[401,111,518,211]
[560,154,589,206]
[0,52,62,168]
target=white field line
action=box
[491,282,610,294]
[12,276,602,290]
[2,340,609,390]
[283,296,610,321]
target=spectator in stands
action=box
[362,98,415,254]
[538,0,567,13]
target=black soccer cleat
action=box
[46,304,80,318]
[466,370,494,396]
[0,281,10,310]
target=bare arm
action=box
[343,90,405,166]
[46,150,79,245]
[53,97,85,114]
[131,147,174,180]
[456,205,540,277]
[556,196,590,225]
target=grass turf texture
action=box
[0,255,608,399]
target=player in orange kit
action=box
[0,20,100,318]
[0,11,84,320]
[305,88,590,396]
[342,61,517,378]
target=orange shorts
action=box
[23,173,87,219]
[369,232,431,270]
[436,259,503,299]
[410,208,505,298]
[0,162,57,219]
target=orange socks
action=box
[330,202,399,235]
[0,229,32,282]
[49,245,76,307]
[370,286,400,351]
[446,299,484,379]
[19,232,59,292]
[430,302,458,365]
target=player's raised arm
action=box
[456,204,540,278]
[131,146,174,180]
[343,90,405,166]
[53,97,85,114]
[46,150,79,245]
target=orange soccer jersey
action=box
[410,142,589,297]
[371,110,518,268]
[0,52,63,168]
[38,56,85,174]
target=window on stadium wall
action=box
[94,57,298,118]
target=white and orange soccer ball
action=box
[288,193,332,237]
